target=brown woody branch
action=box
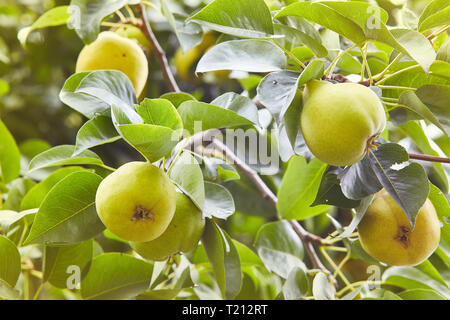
[135,4,180,92]
[409,153,450,164]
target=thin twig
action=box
[135,4,180,92]
[209,139,278,206]
[409,153,450,164]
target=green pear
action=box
[301,80,386,166]
[95,162,176,242]
[131,192,205,261]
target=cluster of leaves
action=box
[0,0,449,300]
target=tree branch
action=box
[409,153,450,164]
[200,138,331,277]
[135,4,180,92]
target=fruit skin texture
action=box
[358,189,441,266]
[75,31,148,96]
[95,162,176,242]
[131,192,205,261]
[301,80,386,166]
[113,25,151,52]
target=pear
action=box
[301,80,386,166]
[131,192,205,261]
[76,31,148,96]
[95,162,176,242]
[358,189,441,266]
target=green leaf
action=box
[188,0,275,39]
[211,93,259,125]
[80,253,154,300]
[169,152,205,210]
[361,288,402,300]
[283,266,309,300]
[74,116,120,155]
[4,178,36,211]
[366,23,436,72]
[233,240,264,269]
[393,90,448,136]
[28,145,103,173]
[277,156,330,220]
[160,92,196,108]
[257,70,301,122]
[418,0,450,32]
[43,240,94,288]
[416,260,448,287]
[281,91,303,152]
[201,220,242,299]
[275,2,367,45]
[18,6,70,46]
[415,84,450,135]
[436,39,450,62]
[0,280,20,300]
[24,171,105,245]
[321,1,388,30]
[117,124,179,163]
[196,39,286,73]
[428,183,450,222]
[368,143,430,227]
[135,98,183,131]
[69,0,127,43]
[400,121,448,193]
[399,289,447,300]
[338,156,383,200]
[0,209,36,247]
[177,100,254,135]
[0,235,21,287]
[203,181,235,220]
[297,60,325,87]
[430,60,450,81]
[20,167,86,211]
[254,221,305,279]
[0,119,20,184]
[339,195,373,238]
[3,178,36,211]
[60,70,139,121]
[274,18,327,58]
[383,266,450,298]
[160,0,203,52]
[312,173,361,209]
[312,272,334,300]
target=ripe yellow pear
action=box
[301,80,386,166]
[95,162,176,242]
[131,192,205,261]
[358,189,441,266]
[75,31,148,96]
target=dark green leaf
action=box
[80,252,154,300]
[24,171,105,245]
[201,220,242,299]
